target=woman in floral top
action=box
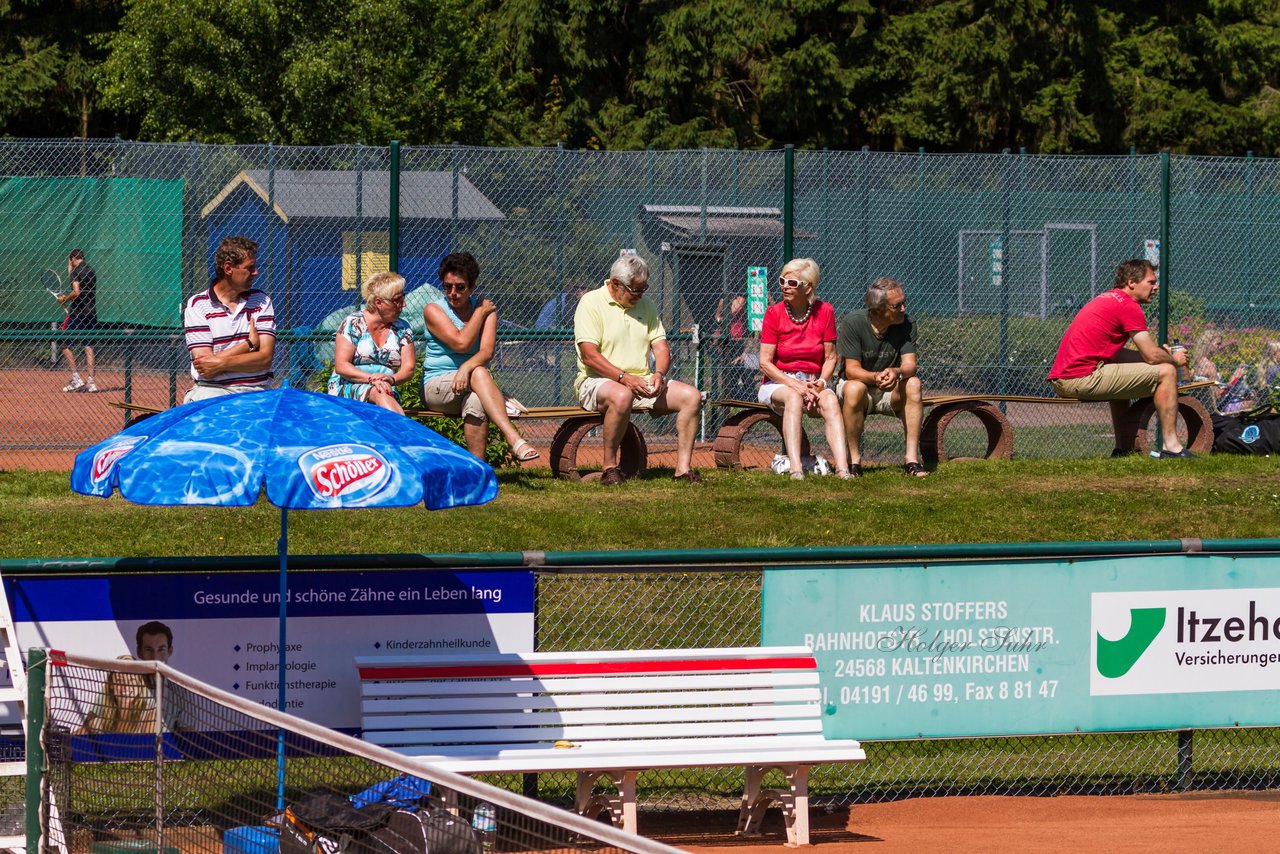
[327,271,416,414]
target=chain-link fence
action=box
[15,556,1280,841]
[3,142,1279,467]
[534,567,1280,807]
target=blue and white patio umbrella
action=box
[71,387,497,801]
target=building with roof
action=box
[201,170,503,327]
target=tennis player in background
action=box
[58,249,100,393]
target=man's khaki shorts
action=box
[422,374,486,420]
[836,379,898,415]
[183,383,268,404]
[1051,358,1162,401]
[577,376,659,412]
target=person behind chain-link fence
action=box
[573,253,704,485]
[838,277,927,477]
[327,271,415,414]
[421,252,540,463]
[757,258,852,480]
[182,236,275,402]
[1048,259,1192,458]
[57,249,101,393]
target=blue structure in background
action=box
[200,170,504,329]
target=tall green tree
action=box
[484,0,868,149]
[1,0,123,137]
[98,0,504,144]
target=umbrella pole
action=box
[277,506,288,812]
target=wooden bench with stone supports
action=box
[710,380,1213,468]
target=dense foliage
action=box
[6,0,1280,153]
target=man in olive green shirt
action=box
[574,254,704,485]
[837,277,927,477]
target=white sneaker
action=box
[62,377,85,392]
[85,379,98,393]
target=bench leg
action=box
[550,416,649,481]
[574,770,637,834]
[737,764,811,847]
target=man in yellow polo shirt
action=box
[574,254,704,485]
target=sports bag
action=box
[1212,413,1280,455]
[364,807,483,854]
[279,793,394,854]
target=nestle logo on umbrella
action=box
[301,444,391,501]
[92,436,146,483]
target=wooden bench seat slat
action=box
[388,738,867,772]
[362,686,821,714]
[360,670,820,697]
[375,732,849,758]
[363,701,824,731]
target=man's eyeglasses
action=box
[616,280,648,298]
[888,300,906,310]
[779,277,809,290]
[442,281,472,293]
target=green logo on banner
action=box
[1096,608,1166,678]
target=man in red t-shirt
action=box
[1048,259,1191,457]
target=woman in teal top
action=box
[421,252,539,462]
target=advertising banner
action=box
[4,567,533,732]
[762,554,1280,739]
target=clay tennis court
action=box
[653,792,1278,852]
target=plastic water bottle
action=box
[473,801,497,851]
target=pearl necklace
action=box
[785,301,812,324]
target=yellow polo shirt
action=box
[573,285,666,392]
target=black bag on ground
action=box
[280,793,395,854]
[364,807,483,854]
[1212,413,1280,455]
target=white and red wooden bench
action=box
[356,646,865,846]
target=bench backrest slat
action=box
[360,670,819,698]
[364,701,824,733]
[362,686,820,715]
[365,717,824,748]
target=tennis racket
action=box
[41,268,68,315]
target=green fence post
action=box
[124,334,134,418]
[914,147,925,293]
[1176,730,1194,790]
[450,141,460,251]
[783,145,795,263]
[390,141,400,272]
[700,147,709,242]
[25,647,46,854]
[1245,150,1254,299]
[997,149,1012,403]
[355,143,364,310]
[555,143,566,305]
[858,146,869,283]
[1159,151,1171,343]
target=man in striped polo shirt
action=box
[183,236,276,403]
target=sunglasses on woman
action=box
[779,277,809,290]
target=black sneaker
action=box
[1157,448,1196,459]
[1110,448,1138,458]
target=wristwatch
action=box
[616,370,625,382]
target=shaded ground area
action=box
[646,793,1280,853]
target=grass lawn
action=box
[4,454,1280,560]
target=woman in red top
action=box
[757,258,852,479]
